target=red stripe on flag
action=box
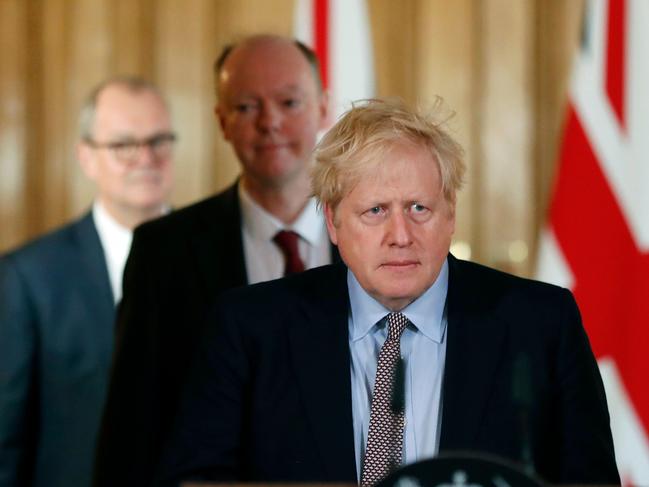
[550,105,649,437]
[605,0,626,130]
[314,0,329,90]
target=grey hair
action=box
[78,75,166,141]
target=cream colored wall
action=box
[0,0,582,277]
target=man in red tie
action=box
[157,98,618,487]
[94,35,337,487]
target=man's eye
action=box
[235,103,256,113]
[149,137,164,148]
[149,134,175,148]
[409,203,432,221]
[283,98,300,108]
[361,206,387,225]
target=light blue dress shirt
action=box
[348,259,449,480]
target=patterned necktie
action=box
[361,312,409,487]
[273,230,305,276]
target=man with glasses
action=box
[0,76,174,487]
[94,35,334,487]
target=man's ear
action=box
[77,142,98,181]
[324,203,338,245]
[215,104,230,140]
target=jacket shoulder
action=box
[133,185,238,241]
[450,256,571,300]
[448,256,579,342]
[215,264,346,320]
[1,214,92,270]
[224,263,343,300]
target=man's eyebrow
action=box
[101,131,171,141]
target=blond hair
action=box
[312,98,465,210]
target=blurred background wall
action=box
[0,0,583,276]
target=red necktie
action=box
[273,230,305,276]
[361,312,408,487]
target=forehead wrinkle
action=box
[345,162,444,209]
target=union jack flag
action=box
[538,1,649,483]
[293,0,375,126]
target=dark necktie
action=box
[361,312,408,487]
[273,230,305,276]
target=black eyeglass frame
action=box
[83,132,177,163]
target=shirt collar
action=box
[92,201,133,303]
[92,200,132,247]
[347,258,449,343]
[238,183,325,245]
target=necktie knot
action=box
[386,312,408,341]
[273,230,305,275]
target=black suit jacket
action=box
[94,183,338,487]
[158,257,619,486]
[0,213,114,487]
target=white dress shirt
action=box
[238,184,331,284]
[348,260,449,480]
[92,202,133,304]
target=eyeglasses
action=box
[84,132,177,163]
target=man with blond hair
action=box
[157,98,618,486]
[0,76,174,487]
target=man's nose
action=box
[256,102,281,132]
[134,142,157,166]
[387,211,413,247]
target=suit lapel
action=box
[439,256,508,450]
[75,212,114,324]
[190,183,248,297]
[288,265,357,482]
[191,181,339,295]
[285,257,506,474]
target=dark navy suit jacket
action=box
[157,257,619,486]
[0,212,114,487]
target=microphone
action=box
[512,352,535,476]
